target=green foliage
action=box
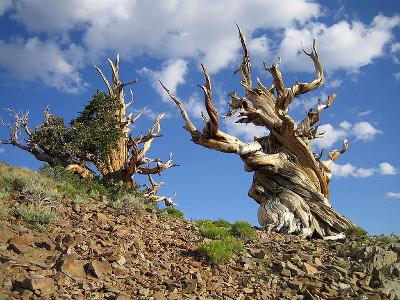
[195,218,249,264]
[375,236,393,244]
[230,220,255,239]
[33,114,73,161]
[213,218,232,228]
[201,224,231,240]
[69,90,122,161]
[198,236,243,265]
[39,164,143,203]
[162,207,184,219]
[345,226,368,239]
[11,205,57,232]
[198,240,231,264]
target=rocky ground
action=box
[0,196,399,299]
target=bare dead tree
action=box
[160,26,354,238]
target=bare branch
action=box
[138,152,179,175]
[158,73,198,133]
[319,138,349,183]
[93,62,113,95]
[234,23,252,87]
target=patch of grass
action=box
[213,218,232,228]
[162,207,184,219]
[345,226,368,239]
[11,205,57,232]
[201,224,231,240]
[230,220,255,239]
[375,236,393,244]
[198,236,243,265]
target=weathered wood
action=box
[160,26,354,238]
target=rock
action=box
[372,249,398,271]
[250,249,266,259]
[8,235,34,246]
[302,262,318,275]
[88,260,113,278]
[390,263,400,277]
[58,257,86,280]
[36,238,56,251]
[285,260,304,276]
[185,280,197,294]
[21,276,55,292]
[382,280,400,300]
[8,242,30,254]
[116,292,132,300]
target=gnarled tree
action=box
[1,55,178,203]
[160,26,354,238]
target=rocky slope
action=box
[0,194,400,299]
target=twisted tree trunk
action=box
[160,26,354,238]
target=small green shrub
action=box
[194,219,214,228]
[345,226,368,239]
[11,206,57,232]
[198,236,243,264]
[230,220,255,239]
[213,218,232,228]
[162,207,184,219]
[375,236,393,244]
[201,224,231,240]
[199,240,231,264]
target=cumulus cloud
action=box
[2,1,399,92]
[224,116,269,142]
[379,162,397,175]
[386,192,400,199]
[311,120,381,150]
[0,37,87,93]
[278,14,400,73]
[352,121,382,141]
[332,162,397,178]
[139,59,188,102]
[0,0,12,16]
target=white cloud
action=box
[331,161,397,179]
[391,42,400,53]
[311,120,381,150]
[352,121,382,141]
[0,148,5,154]
[0,37,87,93]
[354,167,376,178]
[0,0,12,16]
[358,110,372,117]
[3,1,399,92]
[386,192,400,199]
[310,123,347,149]
[224,116,269,142]
[139,59,188,102]
[1,0,320,91]
[278,15,400,73]
[185,93,206,118]
[394,72,400,80]
[331,162,356,177]
[379,162,397,175]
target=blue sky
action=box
[0,0,399,235]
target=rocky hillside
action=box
[0,163,400,299]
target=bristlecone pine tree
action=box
[1,55,178,204]
[160,26,355,238]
